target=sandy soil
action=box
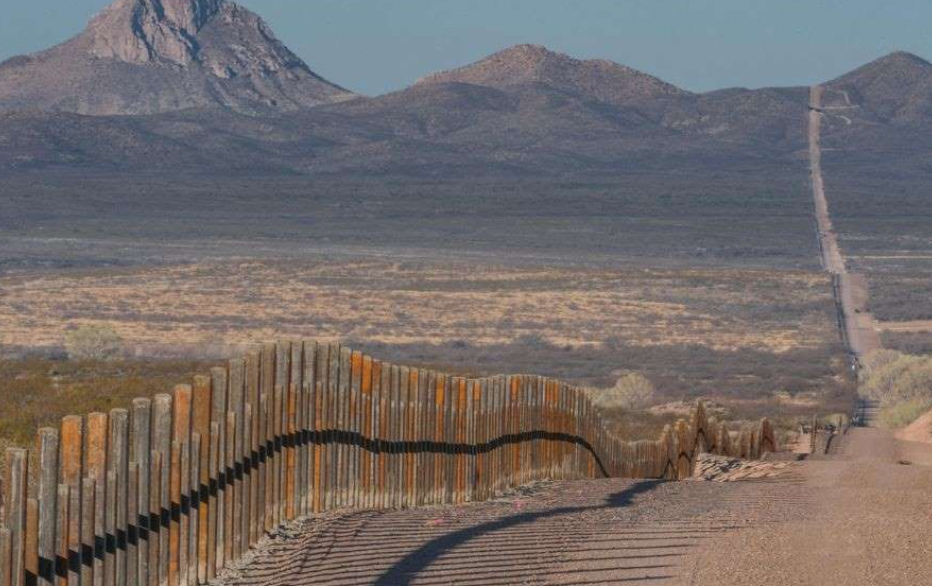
[878,320,932,333]
[686,428,932,585]
[896,408,932,444]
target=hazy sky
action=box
[1,0,928,96]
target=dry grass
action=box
[0,358,215,448]
[0,259,835,356]
[0,258,852,466]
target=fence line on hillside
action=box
[0,339,777,586]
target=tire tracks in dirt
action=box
[217,475,811,586]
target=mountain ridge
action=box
[0,2,930,178]
[0,0,354,116]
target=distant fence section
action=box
[0,339,777,586]
[806,413,851,456]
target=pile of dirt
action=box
[896,407,932,443]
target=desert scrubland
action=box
[0,174,856,449]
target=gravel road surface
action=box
[218,429,932,585]
[218,468,806,585]
[685,428,932,585]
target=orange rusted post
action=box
[24,499,38,586]
[168,441,181,586]
[360,355,373,509]
[348,351,363,509]
[55,485,69,586]
[59,416,82,586]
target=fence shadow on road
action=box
[373,480,668,586]
[223,478,759,586]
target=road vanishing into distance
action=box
[202,87,932,586]
[809,86,883,365]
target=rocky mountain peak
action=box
[85,0,224,65]
[493,43,563,65]
[0,0,354,115]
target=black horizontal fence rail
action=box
[0,339,777,586]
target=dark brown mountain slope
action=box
[816,52,932,176]
[288,50,808,172]
[381,44,809,150]
[322,80,661,140]
[0,0,354,115]
[826,51,932,121]
[675,87,809,146]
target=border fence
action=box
[807,413,851,456]
[1,339,777,586]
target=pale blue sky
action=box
[0,0,928,96]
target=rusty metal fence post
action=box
[0,339,776,585]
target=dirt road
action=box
[220,470,806,586]
[687,429,932,585]
[809,86,883,360]
[220,431,932,585]
[809,87,846,276]
[199,86,913,586]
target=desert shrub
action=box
[860,351,932,428]
[64,325,124,361]
[880,397,932,429]
[883,332,932,356]
[514,333,552,350]
[861,353,932,403]
[860,349,905,379]
[598,409,678,441]
[588,373,656,410]
[0,358,216,448]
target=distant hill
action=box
[0,4,929,178]
[415,44,690,107]
[811,52,932,176]
[0,0,354,116]
[826,51,932,121]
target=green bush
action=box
[880,397,932,429]
[860,349,906,380]
[588,372,656,410]
[861,353,932,403]
[860,350,932,428]
[64,325,124,361]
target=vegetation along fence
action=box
[0,339,777,586]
